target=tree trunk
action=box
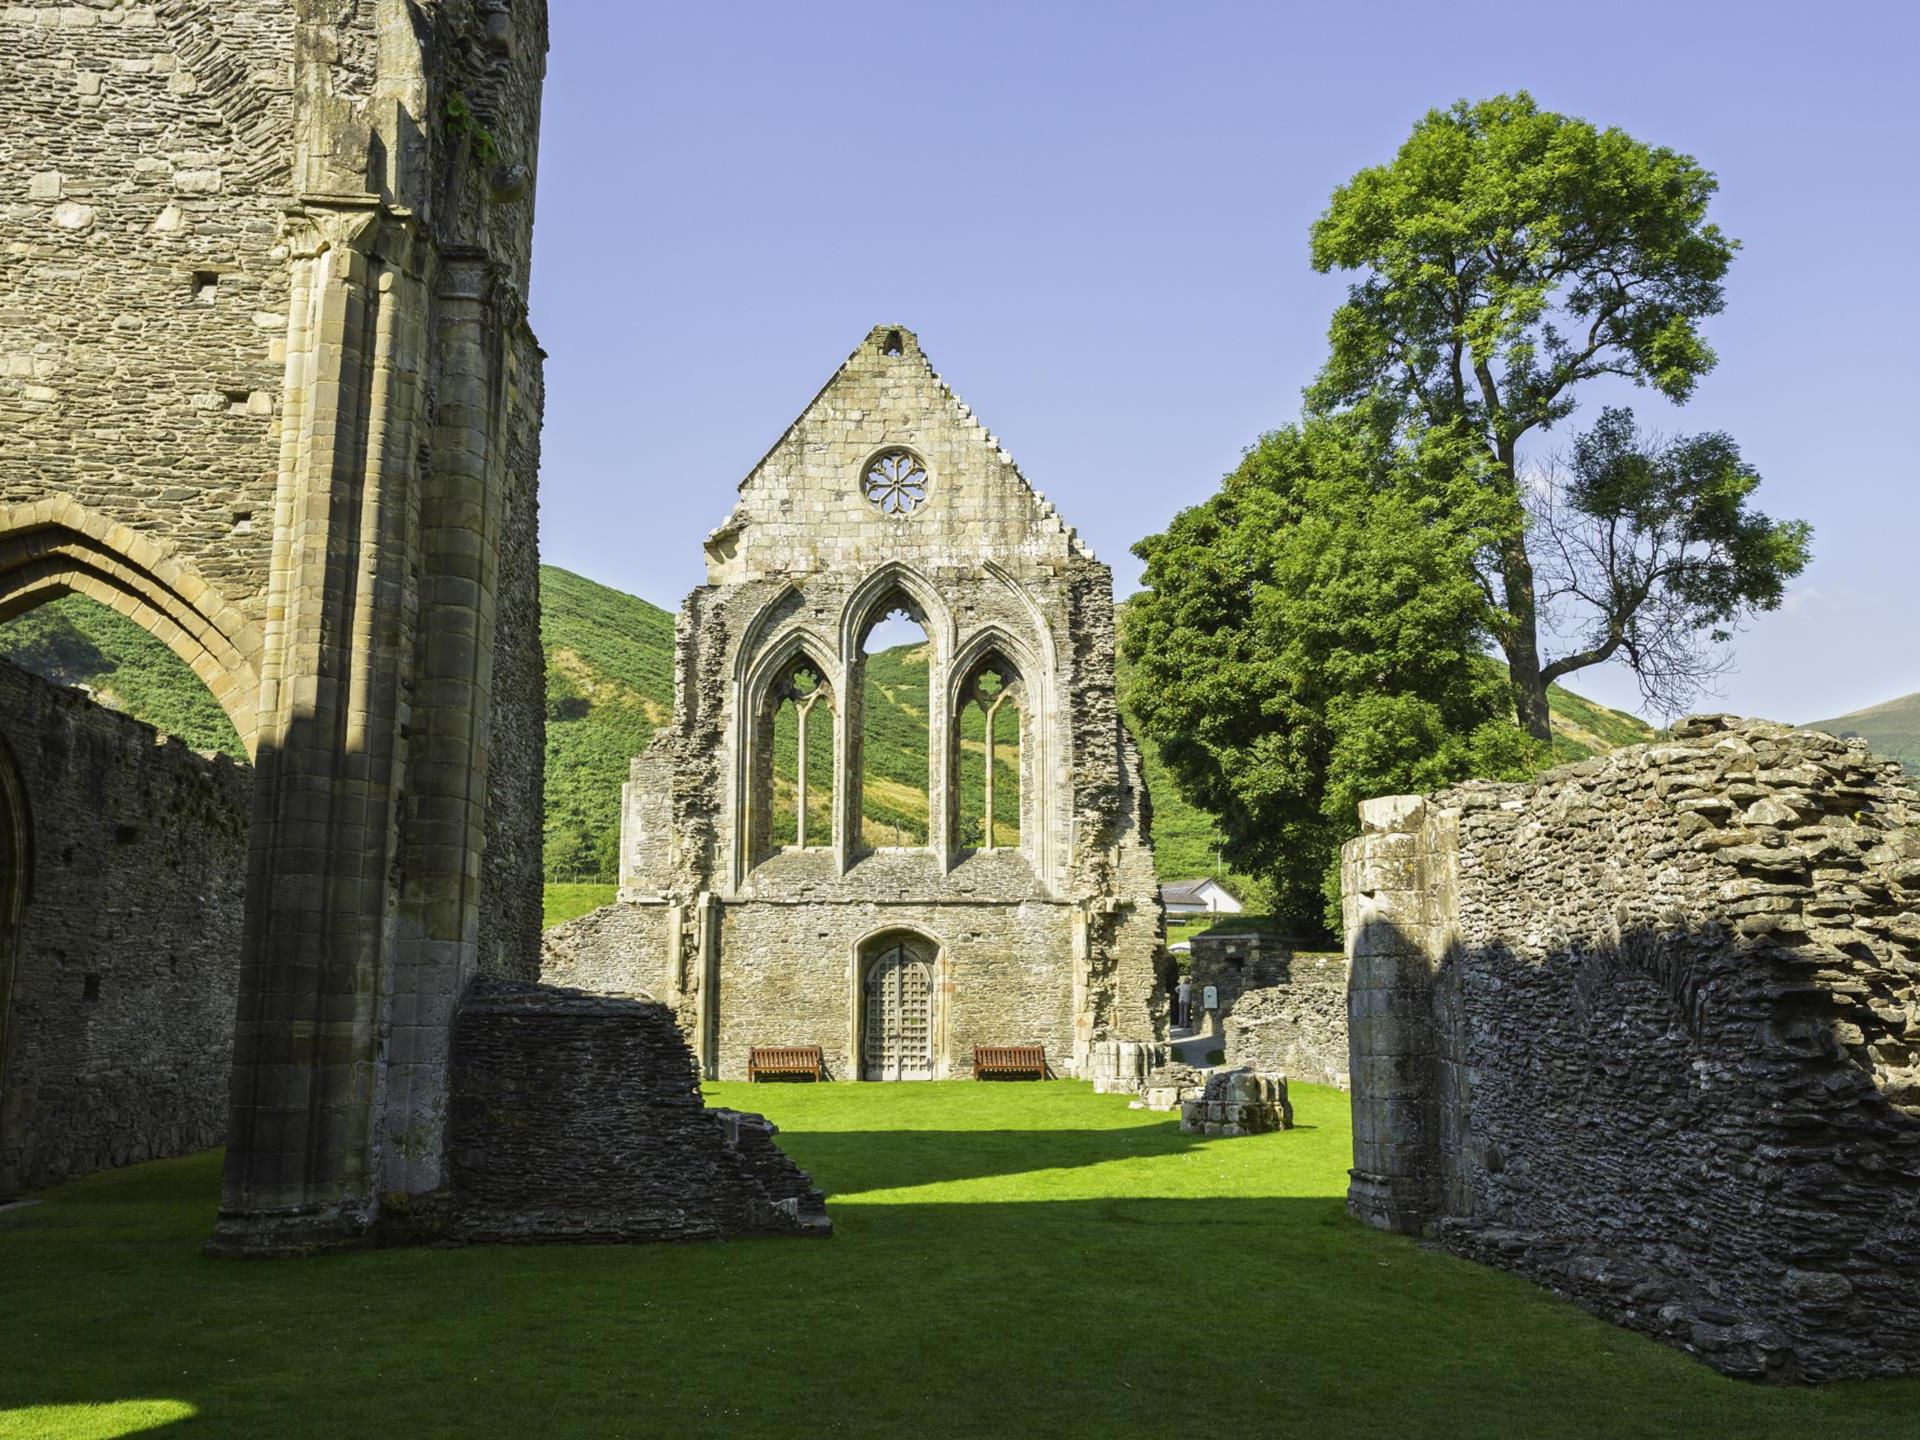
[1500,532,1553,743]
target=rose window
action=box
[863,449,928,515]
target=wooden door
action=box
[862,943,934,1081]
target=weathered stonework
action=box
[1342,717,1920,1381]
[2,0,830,1255]
[0,658,249,1198]
[1220,955,1349,1090]
[545,327,1165,1079]
[1187,930,1301,1025]
[1,0,553,1249]
[447,982,829,1242]
[1086,1037,1170,1094]
[1179,1069,1293,1136]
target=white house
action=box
[1158,878,1244,918]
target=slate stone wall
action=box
[2,0,556,1240]
[1222,956,1349,1090]
[0,0,294,631]
[542,900,674,1001]
[1342,716,1920,1381]
[448,981,829,1242]
[0,659,249,1198]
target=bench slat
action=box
[748,1045,825,1081]
[971,1044,1047,1080]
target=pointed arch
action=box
[0,497,261,753]
[734,581,811,671]
[948,622,1053,875]
[836,563,955,862]
[838,560,953,659]
[734,627,842,882]
[953,645,1027,854]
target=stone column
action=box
[376,250,508,1195]
[1070,903,1093,1071]
[833,685,858,872]
[693,891,720,1078]
[214,200,421,1254]
[1342,795,1448,1235]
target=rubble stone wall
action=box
[713,897,1077,1080]
[0,660,249,1197]
[448,982,829,1242]
[542,901,673,1000]
[1222,956,1348,1089]
[2,0,557,1247]
[1342,716,1920,1381]
[1187,930,1310,1024]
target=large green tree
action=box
[1123,418,1535,932]
[1309,92,1804,736]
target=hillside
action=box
[0,570,1662,897]
[0,595,246,759]
[540,565,675,876]
[1805,692,1920,774]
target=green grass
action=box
[3,1083,1915,1439]
[1544,676,1660,764]
[542,882,618,929]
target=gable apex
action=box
[705,325,1095,580]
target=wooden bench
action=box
[747,1045,825,1082]
[972,1044,1047,1081]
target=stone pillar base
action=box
[204,1201,376,1259]
[1346,1168,1432,1235]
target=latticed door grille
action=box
[862,945,934,1081]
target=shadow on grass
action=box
[5,1182,1920,1439]
[7,1092,1920,1440]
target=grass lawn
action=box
[3,1083,1916,1439]
[543,882,618,929]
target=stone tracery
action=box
[546,324,1167,1082]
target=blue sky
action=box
[530,1,1919,724]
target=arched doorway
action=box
[861,935,938,1081]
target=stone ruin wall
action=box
[1,0,295,638]
[0,0,828,1255]
[447,982,829,1242]
[1221,954,1349,1090]
[550,328,1165,1079]
[1342,716,1920,1381]
[0,658,249,1197]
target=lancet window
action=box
[956,656,1024,853]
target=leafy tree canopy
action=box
[1529,408,1812,710]
[1123,417,1538,933]
[1310,91,1734,442]
[1304,92,1806,736]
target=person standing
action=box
[1176,975,1192,1030]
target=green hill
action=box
[0,569,1661,902]
[0,595,246,759]
[540,565,675,877]
[1804,692,1920,774]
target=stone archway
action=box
[860,933,939,1081]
